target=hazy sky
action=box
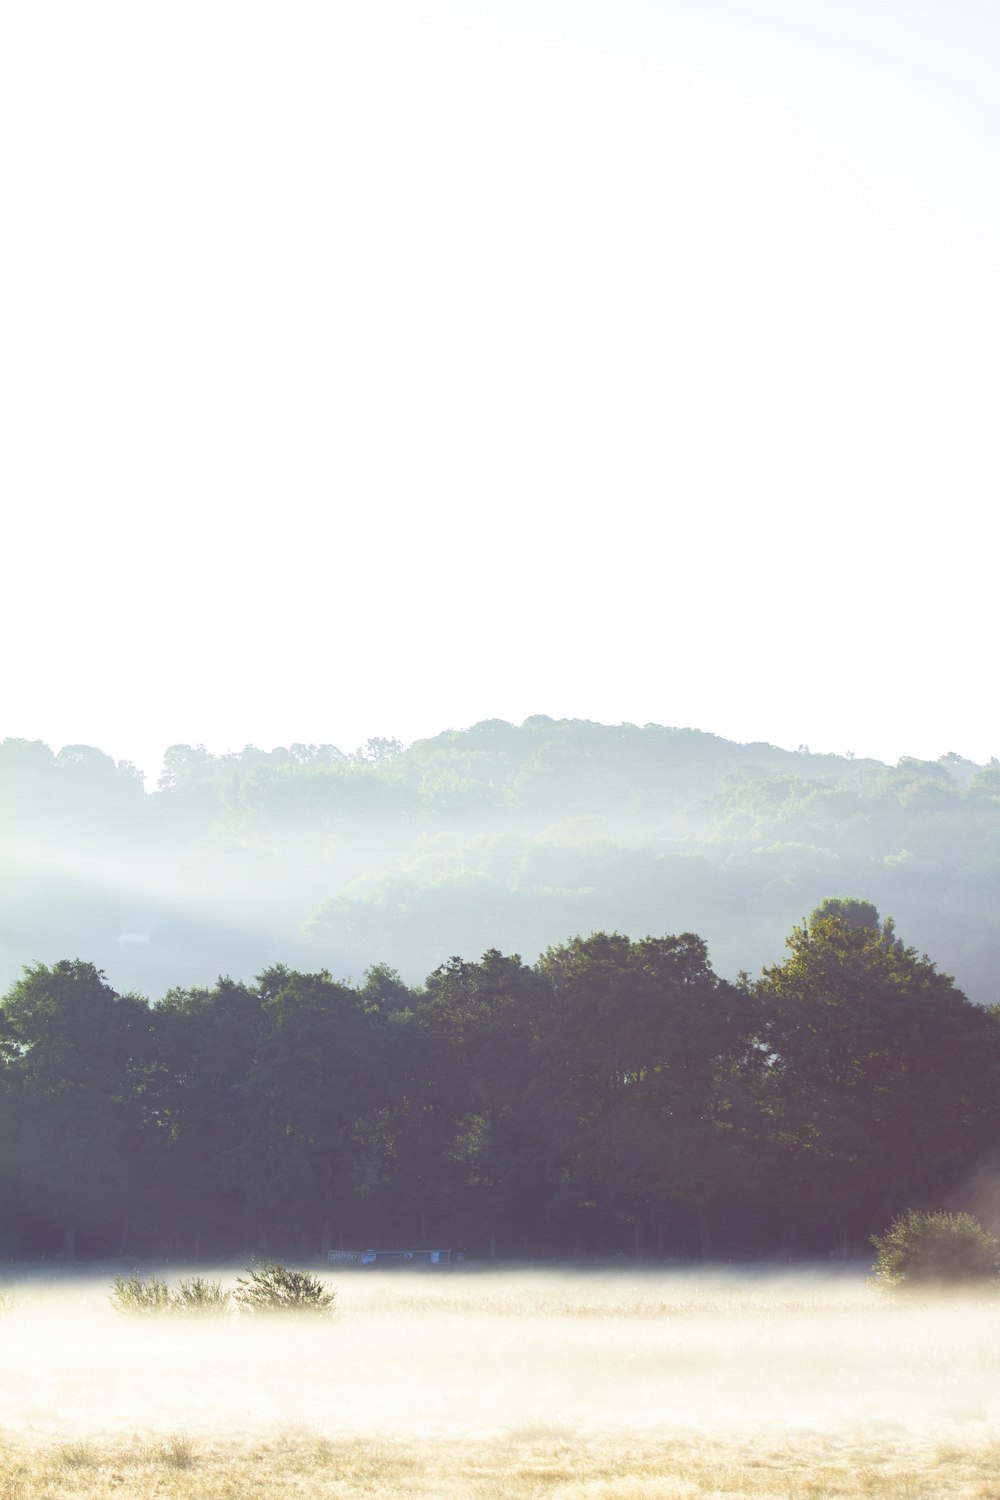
[3,0,997,781]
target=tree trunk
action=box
[323,1159,335,1260]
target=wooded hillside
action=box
[3,719,998,1003]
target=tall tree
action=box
[0,961,155,1253]
[416,950,553,1254]
[149,975,267,1255]
[535,932,760,1256]
[230,967,379,1255]
[758,905,1000,1249]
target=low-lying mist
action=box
[4,1265,999,1455]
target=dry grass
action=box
[3,1267,1000,1497]
[4,1430,1000,1499]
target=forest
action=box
[2,901,998,1262]
[3,717,1000,1007]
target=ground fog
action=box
[2,1266,999,1497]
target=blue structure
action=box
[328,1248,465,1268]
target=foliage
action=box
[756,911,999,1244]
[534,932,760,1253]
[871,1210,1000,1290]
[5,899,1000,1262]
[109,1273,173,1315]
[233,1262,336,1315]
[169,1276,231,1314]
[0,961,158,1245]
[109,1273,230,1316]
[809,897,880,932]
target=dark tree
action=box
[0,960,155,1254]
[758,907,1000,1250]
[535,932,760,1257]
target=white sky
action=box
[3,0,997,782]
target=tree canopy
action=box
[2,906,996,1262]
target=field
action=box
[2,1266,1000,1498]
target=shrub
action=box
[171,1276,231,1316]
[871,1210,1000,1291]
[109,1273,230,1316]
[233,1262,336,1316]
[109,1273,173,1315]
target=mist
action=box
[3,1266,1000,1496]
[2,721,998,1006]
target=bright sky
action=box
[3,0,997,782]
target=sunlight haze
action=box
[3,0,997,780]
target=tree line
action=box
[2,900,997,1263]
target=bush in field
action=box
[170,1276,231,1315]
[110,1273,173,1315]
[109,1273,230,1316]
[234,1262,336,1316]
[871,1210,1000,1291]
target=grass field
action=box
[2,1266,1000,1497]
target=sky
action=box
[3,0,997,783]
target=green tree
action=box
[149,977,267,1256]
[535,932,760,1257]
[358,1000,471,1247]
[0,960,155,1253]
[416,950,553,1255]
[231,968,380,1256]
[810,898,880,932]
[758,905,1000,1250]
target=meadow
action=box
[2,1266,999,1498]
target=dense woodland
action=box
[3,718,1000,1006]
[2,901,999,1262]
[4,720,999,1261]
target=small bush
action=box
[871,1210,1000,1291]
[234,1262,336,1316]
[110,1273,230,1317]
[110,1273,173,1315]
[171,1276,231,1315]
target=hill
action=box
[2,718,998,1002]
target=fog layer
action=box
[2,1269,998,1460]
